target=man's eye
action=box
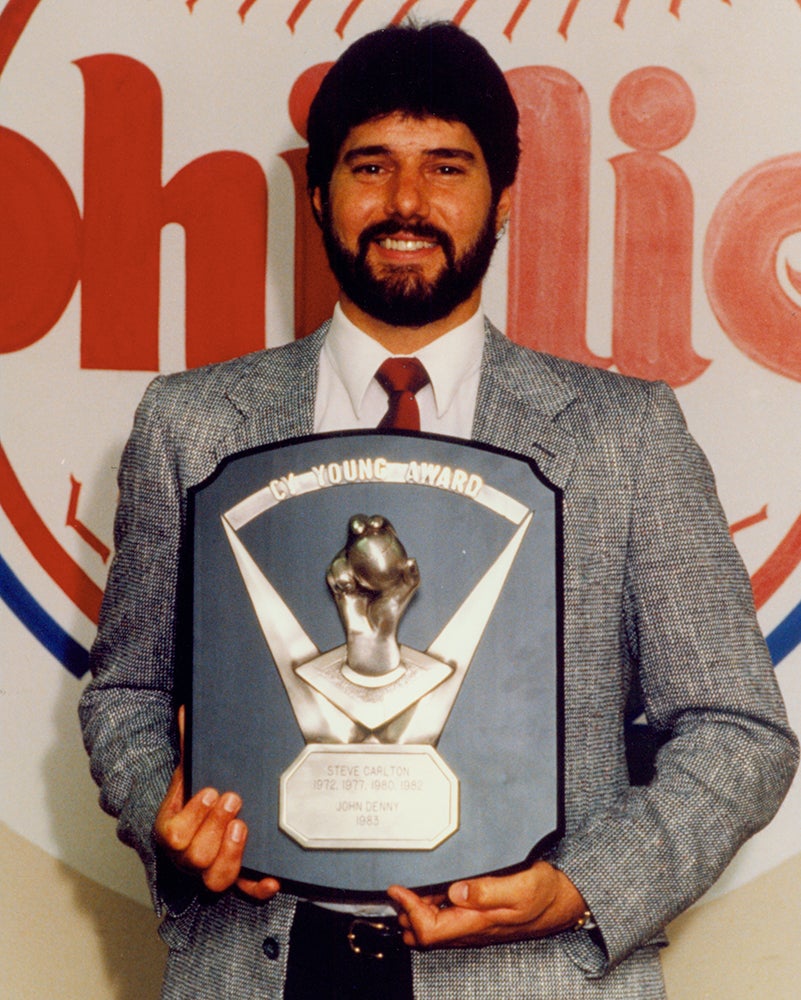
[353,163,384,175]
[434,164,464,176]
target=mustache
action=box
[357,220,455,265]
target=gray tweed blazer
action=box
[80,322,798,999]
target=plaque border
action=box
[181,429,565,900]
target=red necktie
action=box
[375,357,430,431]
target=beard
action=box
[320,204,499,329]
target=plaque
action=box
[187,432,563,897]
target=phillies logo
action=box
[1,0,800,677]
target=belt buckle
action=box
[347,917,397,960]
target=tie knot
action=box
[375,357,430,431]
[375,357,430,396]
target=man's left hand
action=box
[387,861,587,949]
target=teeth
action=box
[378,237,437,252]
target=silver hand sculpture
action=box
[326,514,420,678]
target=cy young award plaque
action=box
[186,432,563,898]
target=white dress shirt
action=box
[310,302,484,915]
[313,302,484,437]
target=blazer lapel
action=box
[212,324,328,464]
[205,320,577,488]
[472,323,578,490]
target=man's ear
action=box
[311,187,324,228]
[495,186,512,236]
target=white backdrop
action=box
[1,0,799,972]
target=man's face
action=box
[314,113,509,329]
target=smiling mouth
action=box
[376,237,439,253]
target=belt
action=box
[285,902,414,1000]
[347,915,405,960]
[295,902,406,961]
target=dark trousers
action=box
[284,902,414,1000]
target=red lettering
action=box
[505,67,604,368]
[280,62,339,339]
[0,127,80,353]
[165,153,267,367]
[609,67,708,386]
[78,54,267,371]
[705,153,801,383]
[78,55,161,370]
[5,44,799,389]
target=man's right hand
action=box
[154,708,280,901]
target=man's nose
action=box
[385,167,429,221]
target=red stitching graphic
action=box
[453,0,480,27]
[391,1,423,26]
[229,1,751,36]
[730,505,769,537]
[505,1,532,41]
[335,1,368,39]
[0,445,103,624]
[614,0,632,29]
[66,476,111,564]
[287,0,316,32]
[238,0,259,20]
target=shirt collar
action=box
[324,302,485,419]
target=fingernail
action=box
[230,821,244,844]
[222,793,240,813]
[201,789,217,807]
[452,882,469,903]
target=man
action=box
[79,21,798,999]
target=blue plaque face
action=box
[187,432,564,898]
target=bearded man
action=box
[80,21,798,1000]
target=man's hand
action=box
[387,861,587,949]
[153,708,280,901]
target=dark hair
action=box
[306,22,520,203]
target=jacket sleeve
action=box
[550,380,799,975]
[78,376,198,916]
